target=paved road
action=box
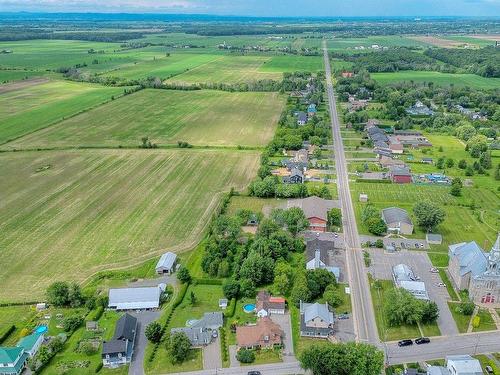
[386,331,500,365]
[164,361,304,375]
[323,41,379,345]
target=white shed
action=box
[155,252,177,274]
[108,286,161,310]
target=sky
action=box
[1,0,500,17]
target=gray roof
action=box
[449,241,487,277]
[290,168,304,178]
[382,207,412,226]
[156,252,177,271]
[393,264,415,283]
[446,355,483,374]
[427,366,449,375]
[171,327,212,347]
[306,238,333,264]
[102,338,127,355]
[114,313,137,342]
[426,233,443,242]
[389,166,411,176]
[191,312,223,330]
[288,196,337,222]
[300,302,334,325]
[108,286,161,309]
[297,112,307,122]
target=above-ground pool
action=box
[35,326,48,334]
[243,303,256,313]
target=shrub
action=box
[237,349,255,363]
[472,316,480,328]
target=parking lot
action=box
[360,235,429,250]
[366,248,458,336]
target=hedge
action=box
[94,362,103,373]
[223,299,237,318]
[0,325,15,345]
[219,326,229,363]
[86,306,104,322]
[193,278,223,286]
[355,179,391,183]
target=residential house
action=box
[406,101,434,116]
[287,196,337,232]
[348,95,369,112]
[341,71,354,78]
[449,234,500,305]
[393,264,429,300]
[102,313,137,368]
[0,347,28,375]
[299,301,335,338]
[171,312,223,347]
[359,193,368,202]
[381,207,413,235]
[297,111,308,125]
[305,238,341,280]
[256,291,286,317]
[283,168,304,184]
[16,332,44,357]
[446,355,483,375]
[155,251,177,274]
[426,366,449,375]
[108,286,162,310]
[236,317,283,350]
[389,166,412,184]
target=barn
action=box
[108,286,162,310]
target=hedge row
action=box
[147,282,190,363]
[219,326,229,364]
[223,299,237,318]
[193,278,223,286]
[0,301,37,307]
[0,325,15,345]
[355,179,391,184]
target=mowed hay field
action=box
[0,79,124,144]
[0,149,259,302]
[371,71,500,90]
[167,55,282,84]
[7,89,284,148]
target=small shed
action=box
[426,233,443,245]
[36,303,47,311]
[219,299,228,310]
[86,321,98,331]
[359,193,368,202]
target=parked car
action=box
[397,339,413,347]
[338,314,349,320]
[333,232,339,238]
[429,267,439,273]
[437,282,446,287]
[415,337,430,345]
[247,372,262,375]
[485,365,494,374]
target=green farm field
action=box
[259,55,323,72]
[0,69,53,84]
[327,35,430,51]
[167,55,282,84]
[371,71,500,90]
[0,149,259,302]
[6,89,284,148]
[0,79,125,144]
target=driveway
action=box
[128,310,161,375]
[270,313,295,360]
[360,235,429,250]
[202,336,222,370]
[367,248,458,336]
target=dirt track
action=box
[0,77,49,95]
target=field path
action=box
[0,77,49,94]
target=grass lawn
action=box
[428,253,449,267]
[472,308,497,332]
[0,80,124,145]
[241,348,282,366]
[420,322,441,337]
[474,354,500,375]
[259,55,323,73]
[226,196,282,216]
[0,69,53,84]
[0,149,258,302]
[168,55,282,84]
[371,71,500,90]
[369,277,421,342]
[0,305,35,345]
[145,348,203,375]
[447,302,471,333]
[41,310,121,375]
[6,89,285,149]
[438,269,459,301]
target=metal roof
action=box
[156,252,177,271]
[108,287,161,310]
[449,241,487,277]
[191,312,223,330]
[393,264,414,283]
[287,196,337,221]
[382,207,412,226]
[301,302,334,325]
[446,355,483,374]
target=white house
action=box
[446,355,483,375]
[108,286,161,310]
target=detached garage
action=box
[108,286,161,310]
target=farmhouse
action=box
[108,286,162,310]
[287,196,338,232]
[283,168,304,184]
[449,234,500,305]
[389,166,412,184]
[299,301,335,338]
[155,251,177,274]
[381,207,413,235]
[393,264,429,300]
[171,312,223,347]
[102,313,137,368]
[17,331,44,357]
[296,111,307,125]
[0,347,28,375]
[236,317,283,350]
[406,101,434,116]
[341,71,354,78]
[256,291,286,317]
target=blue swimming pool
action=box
[35,326,48,334]
[243,303,255,313]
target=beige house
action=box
[381,207,413,235]
[299,301,334,338]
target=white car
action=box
[437,282,446,287]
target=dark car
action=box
[247,372,262,375]
[397,339,413,347]
[415,337,430,345]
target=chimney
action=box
[315,249,321,269]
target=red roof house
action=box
[236,317,284,350]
